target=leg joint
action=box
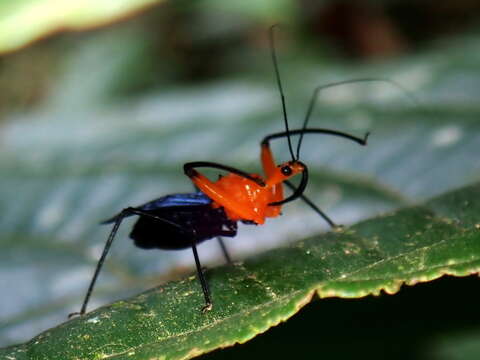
[184,164,199,178]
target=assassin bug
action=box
[70,26,407,317]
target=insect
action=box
[70,26,385,317]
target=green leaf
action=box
[1,22,480,349]
[0,0,164,54]
[1,182,479,359]
[1,14,480,356]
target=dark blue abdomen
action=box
[104,192,238,250]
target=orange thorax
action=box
[211,173,282,224]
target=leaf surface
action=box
[1,14,480,355]
[1,182,479,359]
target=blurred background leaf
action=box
[1,0,480,357]
[0,0,164,54]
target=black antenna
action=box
[269,24,296,161]
[296,77,418,159]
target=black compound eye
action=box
[281,165,292,176]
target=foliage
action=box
[1,2,480,359]
[1,182,479,359]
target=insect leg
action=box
[70,207,189,318]
[262,128,369,148]
[184,161,265,186]
[131,208,214,312]
[263,128,367,207]
[216,237,233,265]
[69,210,127,318]
[191,238,213,312]
[284,180,338,228]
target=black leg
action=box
[284,180,339,228]
[123,207,187,231]
[216,237,233,265]
[69,211,127,318]
[261,128,369,148]
[122,209,214,313]
[69,207,188,318]
[184,161,265,187]
[191,239,213,312]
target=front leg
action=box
[184,161,264,186]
